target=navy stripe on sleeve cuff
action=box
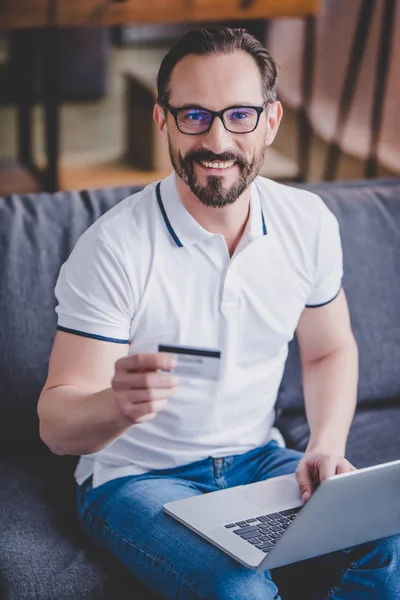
[57,325,129,344]
[305,286,342,309]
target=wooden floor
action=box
[0,159,41,195]
[60,162,171,191]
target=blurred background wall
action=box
[0,0,398,195]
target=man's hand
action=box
[296,450,356,503]
[112,353,179,424]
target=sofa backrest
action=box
[1,178,400,455]
[0,186,142,455]
[277,178,400,411]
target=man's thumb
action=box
[296,464,313,503]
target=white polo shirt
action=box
[55,172,343,488]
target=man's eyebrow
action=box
[174,104,208,110]
[171,102,262,110]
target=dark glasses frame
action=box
[161,102,270,135]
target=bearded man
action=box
[38,26,400,600]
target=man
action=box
[38,26,400,600]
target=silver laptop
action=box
[164,459,400,571]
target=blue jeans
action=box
[77,440,400,599]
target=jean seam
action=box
[82,505,203,599]
[215,475,228,489]
[322,567,347,600]
[220,456,234,477]
[322,556,359,600]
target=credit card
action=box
[158,344,221,381]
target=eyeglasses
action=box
[163,102,270,135]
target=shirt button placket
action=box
[221,268,241,313]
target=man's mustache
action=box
[183,149,247,167]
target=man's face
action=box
[156,50,281,208]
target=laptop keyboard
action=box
[224,506,302,553]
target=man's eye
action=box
[182,111,210,122]
[229,111,251,121]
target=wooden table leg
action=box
[297,15,316,183]
[42,25,60,192]
[365,0,396,178]
[323,0,374,181]
[11,30,37,172]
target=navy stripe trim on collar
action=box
[156,182,183,248]
[261,208,267,236]
[57,325,129,344]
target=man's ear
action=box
[153,103,168,140]
[265,101,283,146]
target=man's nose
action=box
[202,116,233,155]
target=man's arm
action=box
[294,289,358,501]
[38,330,178,456]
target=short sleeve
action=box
[306,203,343,307]
[55,230,133,343]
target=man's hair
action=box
[157,26,278,107]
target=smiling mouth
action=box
[198,160,236,170]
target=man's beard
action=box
[168,138,266,208]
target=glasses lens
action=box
[177,108,212,134]
[224,107,259,133]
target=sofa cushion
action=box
[0,457,161,600]
[276,404,400,468]
[0,186,141,454]
[277,178,400,411]
[1,178,400,451]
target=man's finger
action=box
[296,460,314,503]
[116,352,177,373]
[116,387,177,404]
[336,459,356,475]
[113,371,179,390]
[317,456,337,482]
[125,398,169,422]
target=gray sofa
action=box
[1,177,400,600]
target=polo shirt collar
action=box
[247,178,268,240]
[157,173,213,247]
[157,172,267,248]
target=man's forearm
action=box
[302,337,359,456]
[38,386,132,456]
